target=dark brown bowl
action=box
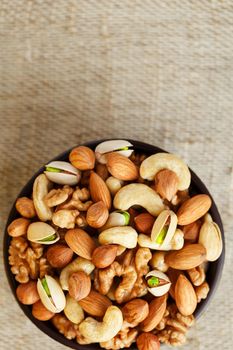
[3,139,225,350]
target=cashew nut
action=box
[99,226,138,248]
[113,184,165,216]
[64,295,84,324]
[33,174,53,221]
[78,306,123,343]
[150,251,169,272]
[138,229,184,251]
[140,153,191,191]
[60,257,95,290]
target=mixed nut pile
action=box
[7,140,223,349]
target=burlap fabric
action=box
[0,1,232,349]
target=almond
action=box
[68,271,91,301]
[137,333,160,350]
[106,153,139,181]
[92,244,118,268]
[122,299,149,325]
[155,169,178,201]
[165,243,206,270]
[16,197,36,218]
[89,172,111,209]
[167,268,183,299]
[140,294,167,332]
[79,290,112,317]
[7,218,30,237]
[65,228,97,260]
[182,220,202,242]
[134,213,155,235]
[16,281,40,305]
[86,201,109,228]
[32,300,55,321]
[177,194,211,225]
[69,146,95,170]
[47,244,74,268]
[175,274,197,316]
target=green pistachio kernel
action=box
[156,227,168,244]
[41,278,51,296]
[39,234,56,242]
[45,166,61,173]
[147,276,159,288]
[122,211,130,225]
[118,146,129,151]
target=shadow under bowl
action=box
[3,139,225,350]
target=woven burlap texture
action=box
[0,1,232,349]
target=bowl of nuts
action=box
[4,139,224,349]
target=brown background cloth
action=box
[0,1,232,349]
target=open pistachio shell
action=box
[198,214,223,261]
[99,211,130,232]
[37,275,66,313]
[151,210,177,248]
[146,270,171,297]
[27,222,60,244]
[64,295,85,324]
[44,161,81,185]
[138,229,184,251]
[95,140,133,164]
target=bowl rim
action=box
[3,139,225,350]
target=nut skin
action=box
[16,281,40,305]
[86,201,109,228]
[89,172,112,210]
[79,290,112,317]
[65,228,97,260]
[32,300,55,321]
[47,244,74,268]
[69,146,95,170]
[96,163,109,181]
[92,244,118,268]
[155,169,178,201]
[68,271,91,301]
[175,274,197,316]
[140,294,167,332]
[106,153,139,181]
[137,333,160,350]
[165,243,206,270]
[122,299,149,325]
[16,197,36,218]
[7,217,30,237]
[177,194,212,225]
[134,213,155,235]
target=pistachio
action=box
[198,214,223,261]
[138,229,184,251]
[44,161,81,185]
[146,270,171,297]
[100,211,130,231]
[37,275,66,313]
[95,140,133,164]
[151,210,178,249]
[27,222,59,244]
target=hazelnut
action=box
[32,300,55,321]
[7,217,30,237]
[68,271,91,301]
[137,333,160,350]
[16,197,36,218]
[16,281,40,305]
[47,244,73,268]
